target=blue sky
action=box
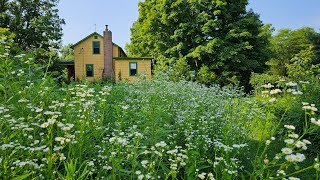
[58,0,320,49]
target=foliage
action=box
[249,73,282,90]
[250,27,319,90]
[0,28,15,46]
[0,29,320,180]
[59,43,74,60]
[0,0,65,63]
[1,41,320,179]
[286,46,320,81]
[196,65,216,86]
[267,27,320,76]
[127,0,272,89]
[0,31,44,102]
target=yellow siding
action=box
[114,59,152,82]
[112,45,119,57]
[73,33,150,82]
[74,35,104,81]
[119,50,126,57]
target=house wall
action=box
[112,44,127,58]
[112,45,119,57]
[114,59,152,82]
[73,32,151,83]
[74,35,104,81]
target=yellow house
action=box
[63,25,152,82]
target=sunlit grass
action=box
[0,40,319,179]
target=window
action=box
[86,64,94,77]
[129,62,137,76]
[92,41,100,54]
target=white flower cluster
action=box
[311,118,320,126]
[302,102,318,112]
[166,146,188,171]
[280,129,311,164]
[261,83,274,89]
[286,81,297,87]
[283,177,300,180]
[270,89,282,95]
[284,125,295,130]
[0,106,9,115]
[197,172,215,180]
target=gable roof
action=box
[71,32,103,48]
[71,32,126,56]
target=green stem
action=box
[273,166,314,180]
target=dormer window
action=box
[92,41,100,54]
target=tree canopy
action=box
[267,27,320,76]
[0,0,65,54]
[126,0,272,88]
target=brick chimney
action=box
[103,25,113,78]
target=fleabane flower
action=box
[295,141,306,148]
[285,154,296,162]
[198,172,206,180]
[270,89,282,95]
[269,98,277,103]
[207,173,215,180]
[138,174,144,180]
[286,81,297,86]
[265,140,271,145]
[155,141,167,147]
[287,177,300,180]
[48,118,56,124]
[284,139,294,144]
[59,153,66,161]
[281,148,293,155]
[55,137,66,144]
[294,153,305,162]
[261,83,274,89]
[284,125,295,130]
[35,108,43,113]
[302,139,311,145]
[288,133,299,139]
[62,126,71,131]
[40,122,50,128]
[311,118,320,126]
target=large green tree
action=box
[0,0,65,63]
[127,0,272,88]
[267,27,319,76]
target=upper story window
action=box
[129,62,137,76]
[92,41,100,54]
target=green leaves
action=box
[127,0,270,89]
[0,0,64,55]
[11,173,32,180]
[268,27,319,76]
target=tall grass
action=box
[0,39,319,179]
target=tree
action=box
[267,27,319,76]
[60,43,74,60]
[286,46,320,81]
[127,0,272,89]
[0,0,65,63]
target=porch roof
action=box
[59,60,74,65]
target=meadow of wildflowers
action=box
[1,39,320,179]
